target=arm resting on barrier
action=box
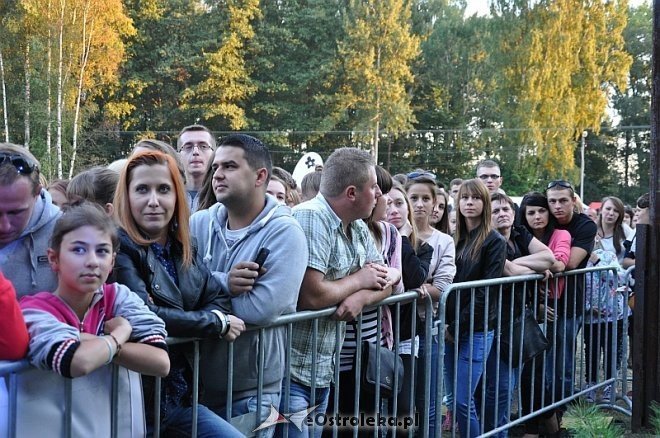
[112,342,170,377]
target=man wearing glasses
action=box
[0,143,61,297]
[476,159,504,194]
[177,124,216,212]
[546,180,597,411]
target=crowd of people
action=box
[0,128,651,437]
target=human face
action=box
[491,199,514,232]
[450,184,461,199]
[547,188,575,225]
[267,179,287,205]
[448,210,457,235]
[354,167,381,219]
[430,194,446,225]
[48,188,68,209]
[212,146,262,208]
[0,177,39,248]
[372,193,388,222]
[179,130,215,180]
[459,191,484,220]
[128,164,176,245]
[477,166,502,193]
[407,183,435,223]
[600,200,620,226]
[387,189,408,229]
[49,225,115,297]
[623,212,632,227]
[525,205,550,233]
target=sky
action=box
[464,0,650,17]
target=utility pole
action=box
[580,131,587,200]
[632,0,660,431]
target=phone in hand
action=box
[253,248,270,270]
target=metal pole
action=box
[580,131,587,200]
[632,0,660,430]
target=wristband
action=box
[101,336,115,365]
[212,310,231,337]
[107,333,122,358]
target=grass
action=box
[563,401,623,438]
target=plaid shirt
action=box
[290,194,382,387]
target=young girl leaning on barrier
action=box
[18,202,170,436]
[445,178,506,438]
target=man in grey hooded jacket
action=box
[190,134,308,437]
[0,143,61,297]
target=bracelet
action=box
[101,336,115,365]
[212,310,231,337]
[107,333,122,358]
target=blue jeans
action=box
[545,315,582,405]
[275,380,330,438]
[416,330,439,434]
[444,330,494,438]
[213,393,280,438]
[153,403,243,438]
[483,349,519,438]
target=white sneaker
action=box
[585,382,596,403]
[601,384,612,403]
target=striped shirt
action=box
[290,194,382,387]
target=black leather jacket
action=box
[110,229,229,339]
[447,229,506,336]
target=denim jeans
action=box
[483,349,519,438]
[443,330,494,438]
[545,315,583,405]
[275,380,330,438]
[153,403,243,438]
[416,330,439,434]
[210,392,279,438]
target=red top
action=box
[0,272,29,360]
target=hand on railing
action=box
[333,293,367,321]
[104,316,132,345]
[222,315,246,342]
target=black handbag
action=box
[500,307,549,365]
[354,341,404,398]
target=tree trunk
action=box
[24,41,31,150]
[46,0,53,179]
[0,48,8,142]
[70,0,93,179]
[56,0,66,178]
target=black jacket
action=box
[110,230,229,338]
[446,229,506,336]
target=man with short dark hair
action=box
[476,159,504,194]
[177,124,216,212]
[190,134,308,437]
[281,147,392,438]
[0,143,60,297]
[546,180,597,408]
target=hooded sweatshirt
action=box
[190,194,308,403]
[0,189,61,297]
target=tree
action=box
[325,0,421,160]
[181,0,260,130]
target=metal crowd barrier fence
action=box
[0,267,632,438]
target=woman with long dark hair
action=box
[445,179,506,438]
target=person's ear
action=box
[104,203,115,216]
[255,168,269,187]
[346,185,357,201]
[47,248,59,273]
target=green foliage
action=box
[564,400,623,438]
[650,400,660,435]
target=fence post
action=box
[632,1,660,429]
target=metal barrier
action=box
[0,267,632,438]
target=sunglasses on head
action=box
[0,152,38,175]
[407,170,436,181]
[547,180,574,191]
